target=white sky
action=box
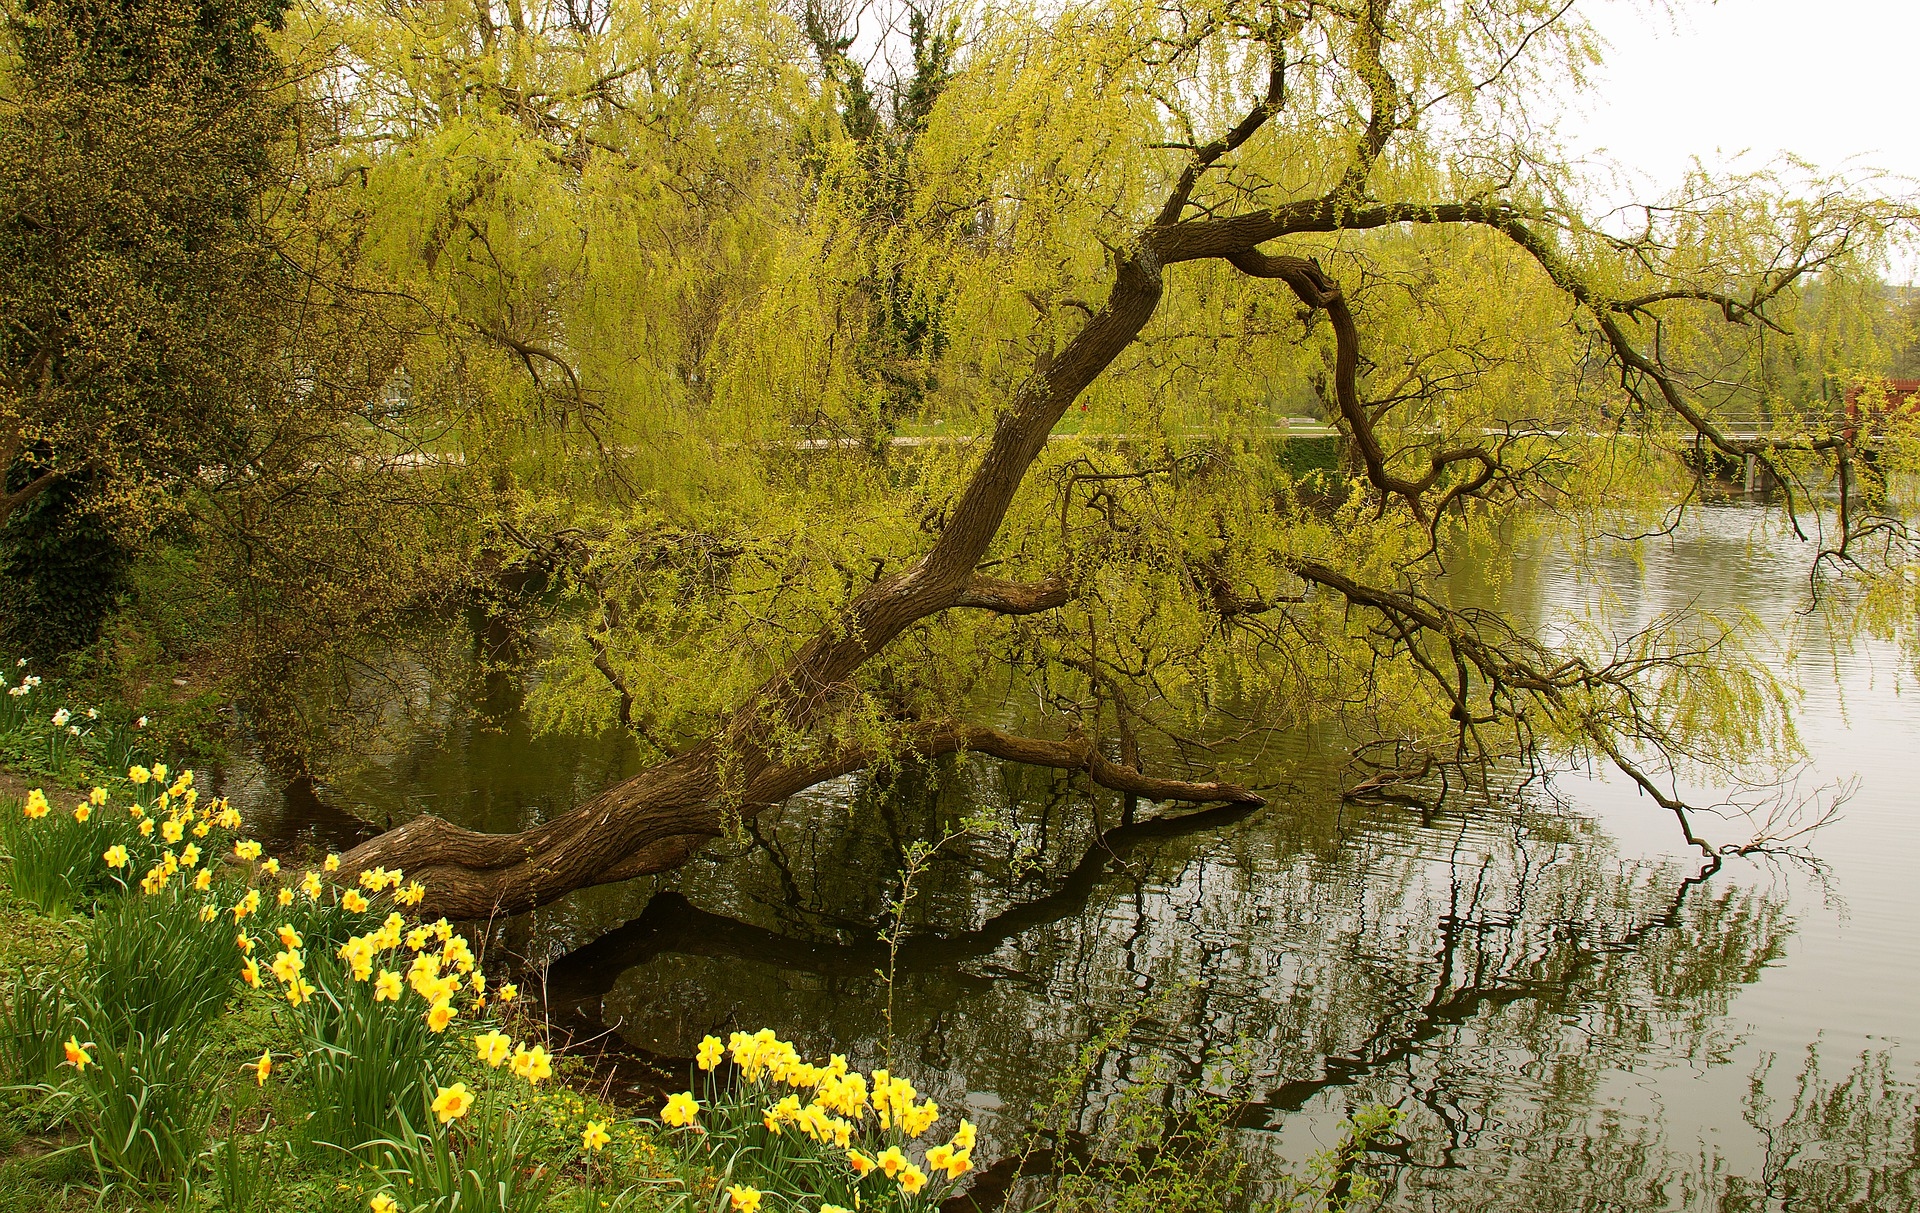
[1567,0,1919,195]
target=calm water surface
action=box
[227,502,1920,1210]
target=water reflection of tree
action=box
[536,758,1872,1212]
[1371,1045,1920,1212]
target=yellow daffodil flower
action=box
[374,970,403,1001]
[583,1120,611,1151]
[697,1035,724,1070]
[235,840,261,861]
[89,786,108,807]
[277,888,294,907]
[73,804,90,822]
[161,819,184,844]
[473,1030,512,1067]
[952,1118,976,1150]
[497,982,517,1003]
[370,1195,397,1213]
[431,1082,474,1124]
[253,1051,272,1085]
[897,1163,928,1195]
[323,853,340,872]
[510,1043,552,1084]
[180,843,200,867]
[847,1149,876,1177]
[342,889,369,913]
[242,958,261,988]
[300,871,323,897]
[278,925,302,949]
[260,857,280,876]
[877,1146,907,1178]
[727,1185,762,1213]
[661,1091,700,1127]
[286,976,316,1006]
[129,765,151,784]
[103,845,128,869]
[63,1036,91,1070]
[426,1001,455,1032]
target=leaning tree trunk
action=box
[338,253,1198,918]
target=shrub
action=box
[68,1022,217,1195]
[364,1086,562,1213]
[655,1029,978,1213]
[0,964,76,1086]
[293,943,450,1151]
[0,785,137,912]
[82,882,241,1046]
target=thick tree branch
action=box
[953,573,1072,614]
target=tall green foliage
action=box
[0,0,294,652]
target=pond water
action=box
[224,501,1920,1211]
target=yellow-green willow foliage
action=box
[272,0,1908,796]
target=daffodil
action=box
[277,887,295,906]
[497,982,517,1003]
[278,925,303,949]
[661,1091,700,1127]
[582,1120,611,1151]
[23,789,48,819]
[180,843,200,867]
[473,1030,511,1067]
[89,786,107,806]
[63,1036,91,1070]
[426,1001,455,1032]
[161,818,184,844]
[878,1146,907,1178]
[323,853,340,872]
[270,949,304,984]
[261,857,280,876]
[847,1150,876,1177]
[103,844,128,869]
[370,1195,397,1213]
[72,803,90,822]
[697,1035,725,1069]
[235,840,262,861]
[237,932,255,953]
[727,1185,762,1213]
[138,818,155,837]
[253,1051,272,1085]
[510,1043,552,1084]
[285,976,316,1006]
[129,765,151,784]
[897,1163,928,1195]
[300,871,323,897]
[952,1118,976,1150]
[375,970,403,1001]
[342,889,369,913]
[242,958,261,988]
[431,1082,474,1124]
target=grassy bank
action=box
[0,733,1396,1212]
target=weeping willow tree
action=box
[284,0,1915,916]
